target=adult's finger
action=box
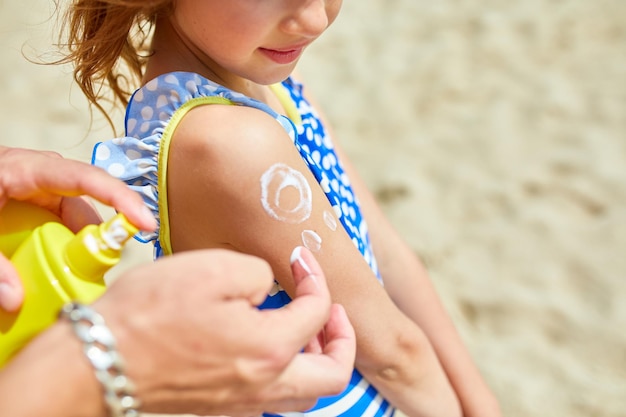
[290,304,355,393]
[0,147,156,232]
[30,157,156,232]
[57,196,104,233]
[263,247,356,400]
[154,249,275,306]
[262,304,356,413]
[0,254,23,312]
[259,247,333,353]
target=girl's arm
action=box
[165,104,460,417]
[334,143,501,417]
[304,90,502,417]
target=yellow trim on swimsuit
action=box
[158,83,301,255]
[157,96,234,256]
[269,83,303,126]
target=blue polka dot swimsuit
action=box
[93,72,394,417]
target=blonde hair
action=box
[55,0,172,128]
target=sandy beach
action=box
[2,1,625,416]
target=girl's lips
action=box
[259,47,304,64]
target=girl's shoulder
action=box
[169,95,297,173]
[91,72,301,248]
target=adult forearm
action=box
[0,321,106,417]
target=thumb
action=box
[258,247,332,355]
[0,254,24,312]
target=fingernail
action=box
[0,282,18,311]
[290,246,311,274]
[290,247,320,288]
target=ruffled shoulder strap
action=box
[92,72,297,256]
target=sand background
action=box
[1,0,625,416]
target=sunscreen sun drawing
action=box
[260,163,312,224]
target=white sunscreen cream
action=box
[323,210,338,231]
[260,163,312,224]
[301,230,322,252]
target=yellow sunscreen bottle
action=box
[0,200,138,367]
[0,200,62,258]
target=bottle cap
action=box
[65,214,139,281]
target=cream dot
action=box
[323,210,337,232]
[301,230,322,252]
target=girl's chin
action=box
[253,65,299,86]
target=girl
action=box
[60,0,501,416]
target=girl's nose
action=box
[280,0,330,38]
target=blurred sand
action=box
[2,0,625,416]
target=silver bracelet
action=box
[59,302,142,417]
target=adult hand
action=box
[0,247,356,417]
[96,247,355,416]
[0,146,156,311]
